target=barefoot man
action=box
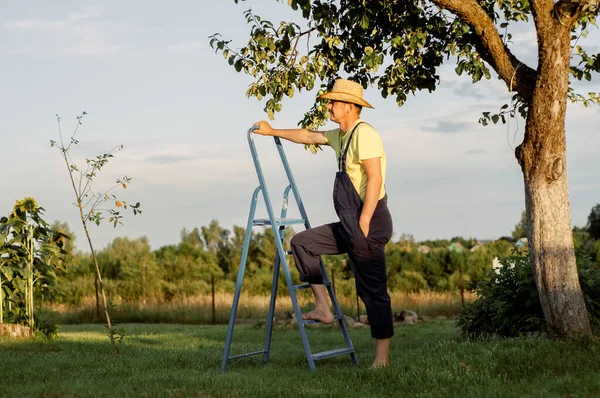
[253,79,394,368]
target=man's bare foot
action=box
[302,309,334,324]
[371,358,389,369]
[371,338,390,368]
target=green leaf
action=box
[455,62,465,75]
[360,15,369,29]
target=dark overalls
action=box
[291,122,394,339]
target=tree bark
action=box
[516,4,591,338]
[95,275,100,321]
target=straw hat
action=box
[319,79,374,109]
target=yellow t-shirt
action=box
[324,119,387,201]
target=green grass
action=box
[1,320,599,397]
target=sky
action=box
[2,1,599,252]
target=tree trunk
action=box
[95,276,100,321]
[517,14,591,338]
[84,223,118,353]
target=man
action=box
[253,79,394,368]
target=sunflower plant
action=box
[0,197,67,331]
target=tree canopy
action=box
[212,0,599,129]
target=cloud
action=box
[422,120,473,133]
[4,19,65,31]
[570,183,600,193]
[144,154,195,164]
[67,7,105,23]
[61,25,122,56]
[585,44,600,54]
[4,6,104,31]
[2,6,121,57]
[451,81,487,99]
[165,41,204,52]
[466,149,486,155]
[439,65,514,104]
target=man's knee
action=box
[291,230,311,250]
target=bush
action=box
[578,253,600,334]
[54,275,95,305]
[456,249,545,339]
[389,270,429,292]
[457,249,600,339]
[35,318,60,339]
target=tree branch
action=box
[552,0,598,26]
[284,28,316,69]
[531,0,555,17]
[432,0,537,101]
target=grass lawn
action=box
[1,320,599,397]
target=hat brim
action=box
[319,92,374,109]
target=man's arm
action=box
[359,157,383,238]
[253,121,328,145]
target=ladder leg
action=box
[277,248,317,372]
[266,186,317,372]
[221,188,261,371]
[265,188,291,364]
[263,251,281,363]
[320,259,359,365]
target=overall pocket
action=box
[338,208,369,253]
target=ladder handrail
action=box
[247,127,294,225]
[273,137,312,230]
[247,127,310,230]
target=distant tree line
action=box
[4,204,600,311]
[46,204,600,305]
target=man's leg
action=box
[290,223,347,324]
[304,284,334,324]
[348,246,394,367]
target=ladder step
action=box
[294,282,331,290]
[253,218,305,226]
[227,350,266,360]
[311,347,356,361]
[303,314,344,325]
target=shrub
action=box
[457,249,600,339]
[35,318,60,339]
[389,270,429,292]
[54,276,95,305]
[456,249,545,339]
[578,253,600,334]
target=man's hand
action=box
[253,121,274,136]
[359,218,370,238]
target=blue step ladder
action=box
[221,126,358,372]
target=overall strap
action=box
[338,122,366,172]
